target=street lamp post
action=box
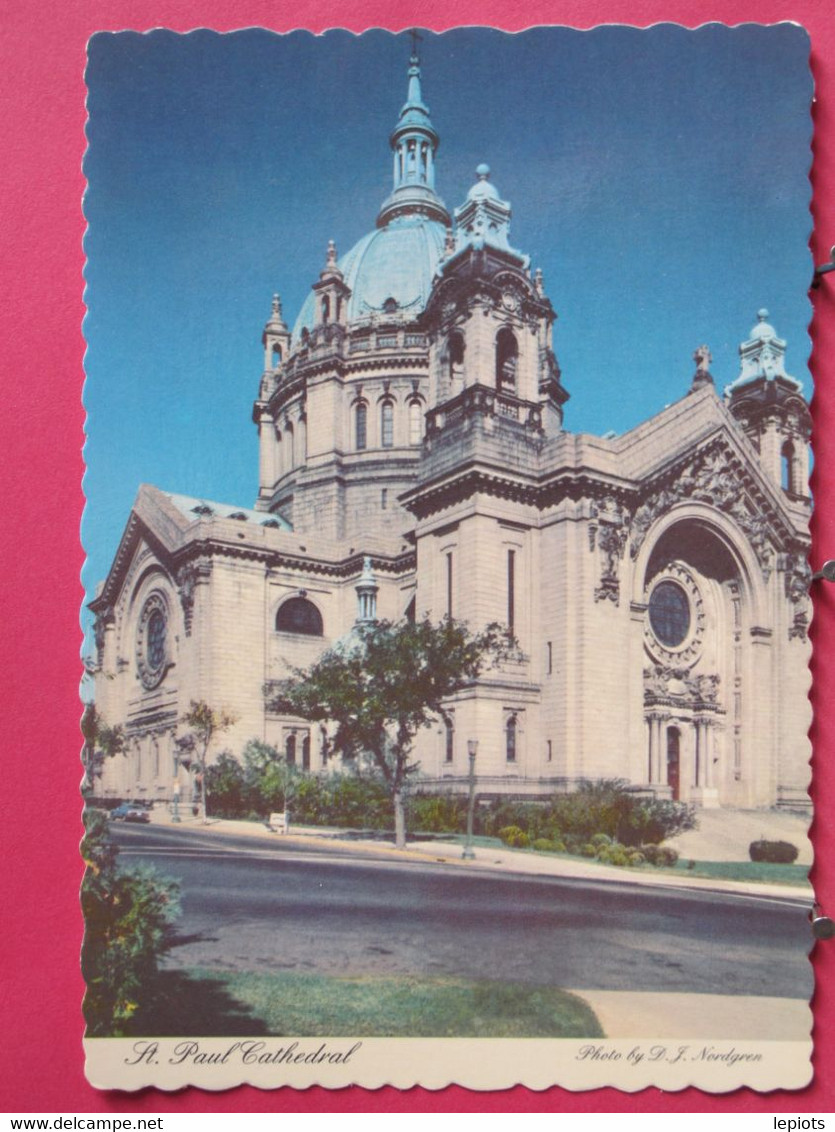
[172,757,181,823]
[462,739,478,860]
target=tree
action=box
[242,739,299,815]
[265,617,514,848]
[81,704,126,793]
[178,700,237,822]
[81,808,180,1035]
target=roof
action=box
[292,213,447,342]
[163,492,292,530]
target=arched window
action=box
[505,715,517,763]
[496,327,518,391]
[285,734,296,766]
[381,400,394,448]
[355,402,367,451]
[276,597,323,636]
[444,716,454,764]
[448,331,465,384]
[321,295,330,325]
[271,343,282,367]
[285,422,295,470]
[301,734,311,771]
[781,439,796,493]
[409,399,422,445]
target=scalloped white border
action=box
[85,1034,812,1094]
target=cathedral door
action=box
[666,726,681,801]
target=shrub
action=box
[580,843,597,858]
[749,839,799,864]
[590,832,612,848]
[628,851,645,866]
[595,843,629,867]
[497,825,526,847]
[532,838,555,852]
[543,779,697,847]
[408,793,468,834]
[205,751,248,817]
[81,809,181,1037]
[640,844,679,867]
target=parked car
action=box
[110,803,151,824]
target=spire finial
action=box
[326,239,338,268]
[534,267,544,296]
[409,27,423,64]
[691,344,714,391]
[272,293,282,317]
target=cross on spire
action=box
[409,27,422,62]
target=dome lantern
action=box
[376,43,451,229]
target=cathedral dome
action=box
[292,214,447,341]
[291,49,450,345]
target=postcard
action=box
[81,24,815,1093]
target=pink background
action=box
[2,0,833,1113]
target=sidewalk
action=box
[149,807,813,903]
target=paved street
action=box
[114,824,812,1000]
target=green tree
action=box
[266,617,513,848]
[242,739,300,815]
[81,808,180,1035]
[178,700,238,823]
[81,703,126,793]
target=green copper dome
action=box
[292,215,447,340]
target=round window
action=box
[649,580,690,648]
[136,594,168,688]
[146,608,167,671]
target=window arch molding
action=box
[379,397,395,449]
[353,399,368,451]
[275,596,324,637]
[408,397,424,445]
[495,326,519,391]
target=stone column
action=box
[653,717,663,784]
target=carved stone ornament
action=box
[175,561,211,638]
[643,663,722,709]
[630,445,776,579]
[592,496,629,605]
[781,551,811,642]
[93,606,113,660]
[643,561,706,668]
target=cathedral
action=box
[89,49,812,812]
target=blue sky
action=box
[82,24,813,614]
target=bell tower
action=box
[422,165,568,434]
[725,310,811,497]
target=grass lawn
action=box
[524,847,810,887]
[134,968,603,1038]
[657,858,810,887]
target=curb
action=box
[146,813,813,903]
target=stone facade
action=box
[89,53,811,813]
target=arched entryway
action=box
[636,509,764,807]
